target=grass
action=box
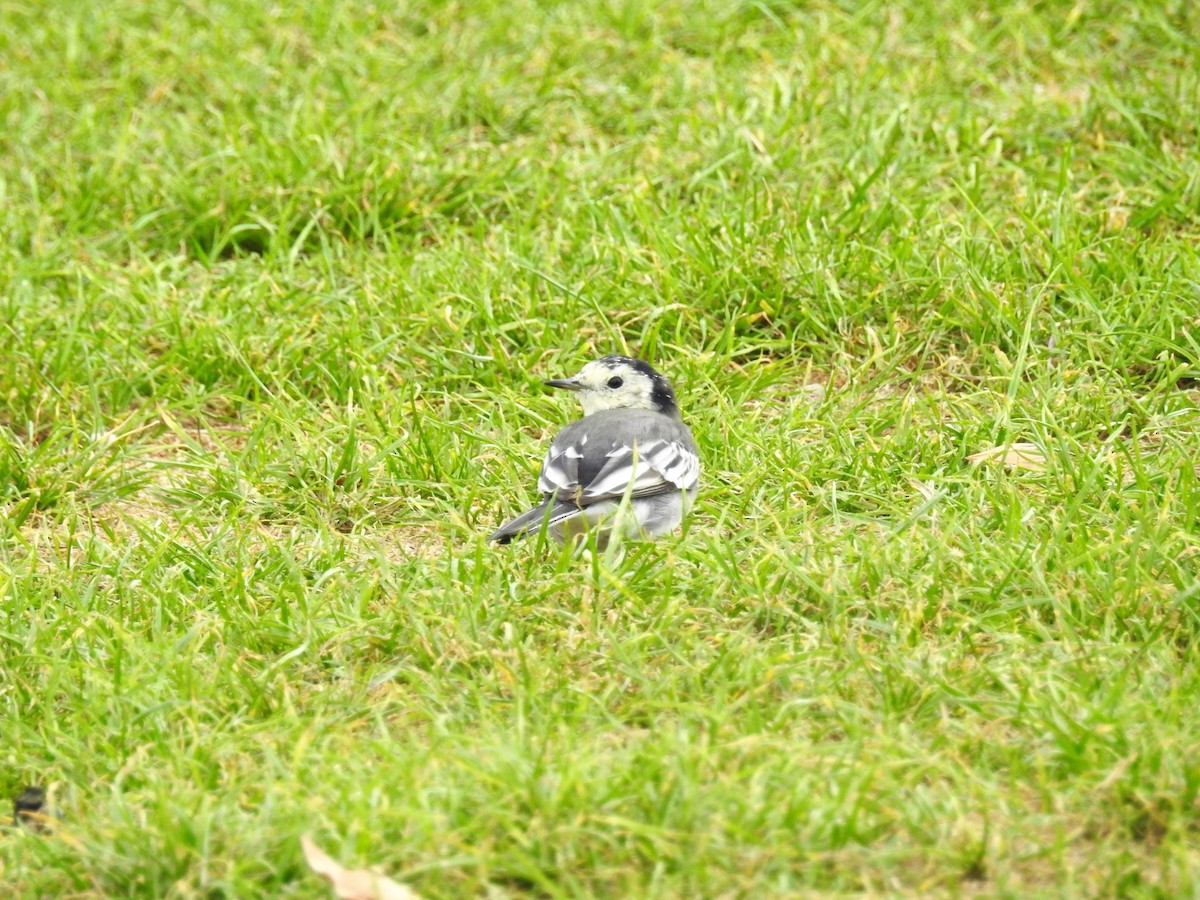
[2,0,1199,895]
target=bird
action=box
[11,785,49,832]
[489,355,700,547]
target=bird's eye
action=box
[607,376,624,389]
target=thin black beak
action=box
[543,378,583,391]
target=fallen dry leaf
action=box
[301,835,422,900]
[966,442,1047,471]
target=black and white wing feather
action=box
[490,408,699,543]
[537,409,699,503]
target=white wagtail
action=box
[489,355,700,547]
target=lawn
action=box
[2,0,1199,896]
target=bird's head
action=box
[544,355,680,418]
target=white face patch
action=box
[570,360,658,416]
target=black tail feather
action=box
[488,500,579,544]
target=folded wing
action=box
[539,436,699,505]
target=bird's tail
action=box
[488,499,580,544]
